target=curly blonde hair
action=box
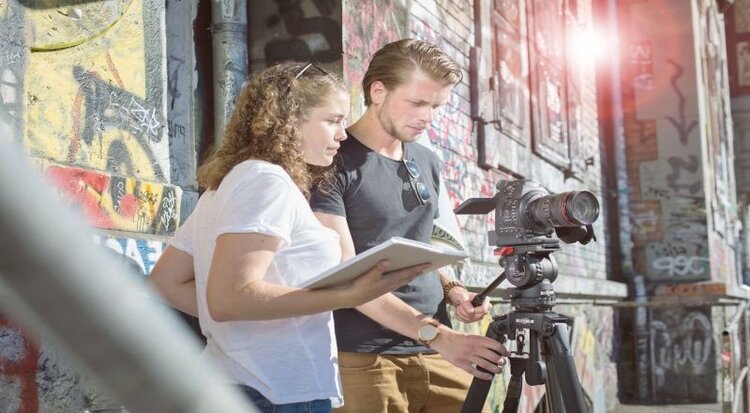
[197,63,346,198]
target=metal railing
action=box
[0,140,257,412]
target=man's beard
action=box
[377,98,418,143]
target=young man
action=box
[311,39,508,413]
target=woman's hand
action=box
[339,261,431,308]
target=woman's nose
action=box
[336,123,347,141]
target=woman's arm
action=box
[148,246,198,317]
[206,232,428,322]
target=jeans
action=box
[237,385,333,413]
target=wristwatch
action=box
[417,322,440,348]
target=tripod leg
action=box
[461,373,493,413]
[461,316,508,413]
[542,350,566,413]
[502,356,526,413]
[542,324,588,413]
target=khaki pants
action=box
[335,352,490,413]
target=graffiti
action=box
[666,156,702,194]
[630,201,660,240]
[165,55,185,114]
[664,59,698,146]
[640,157,703,200]
[342,0,408,119]
[91,233,166,275]
[160,190,178,232]
[168,120,187,140]
[43,161,181,234]
[573,319,598,399]
[666,224,707,246]
[0,320,39,413]
[650,255,709,277]
[261,0,342,64]
[427,93,473,156]
[649,309,715,402]
[0,4,26,141]
[70,66,167,180]
[165,0,198,189]
[631,40,653,90]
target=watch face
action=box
[420,324,439,341]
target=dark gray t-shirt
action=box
[310,133,451,354]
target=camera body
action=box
[455,179,599,248]
[492,180,562,247]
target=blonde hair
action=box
[362,38,462,106]
[197,63,346,198]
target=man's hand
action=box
[447,285,491,323]
[430,325,509,380]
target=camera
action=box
[454,179,599,248]
[454,179,599,291]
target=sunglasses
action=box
[403,157,432,205]
[294,62,328,79]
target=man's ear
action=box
[370,81,387,105]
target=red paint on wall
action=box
[0,318,40,413]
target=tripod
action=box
[460,245,589,413]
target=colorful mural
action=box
[42,161,181,234]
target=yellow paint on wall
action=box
[26,0,131,50]
[24,0,167,182]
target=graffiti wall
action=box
[0,0,197,409]
[626,0,709,283]
[0,0,26,142]
[697,0,739,286]
[40,160,181,234]
[248,0,343,74]
[0,232,166,412]
[24,0,168,183]
[342,0,410,120]
[624,0,737,285]
[0,231,167,411]
[616,0,741,404]
[165,0,199,190]
[649,306,717,402]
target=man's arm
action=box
[314,212,509,379]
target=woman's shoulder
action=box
[227,160,294,184]
[218,160,296,195]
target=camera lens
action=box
[526,190,599,229]
[567,191,599,225]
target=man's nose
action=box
[420,107,436,123]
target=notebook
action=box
[302,237,468,289]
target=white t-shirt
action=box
[169,160,342,405]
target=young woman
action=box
[149,62,428,413]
